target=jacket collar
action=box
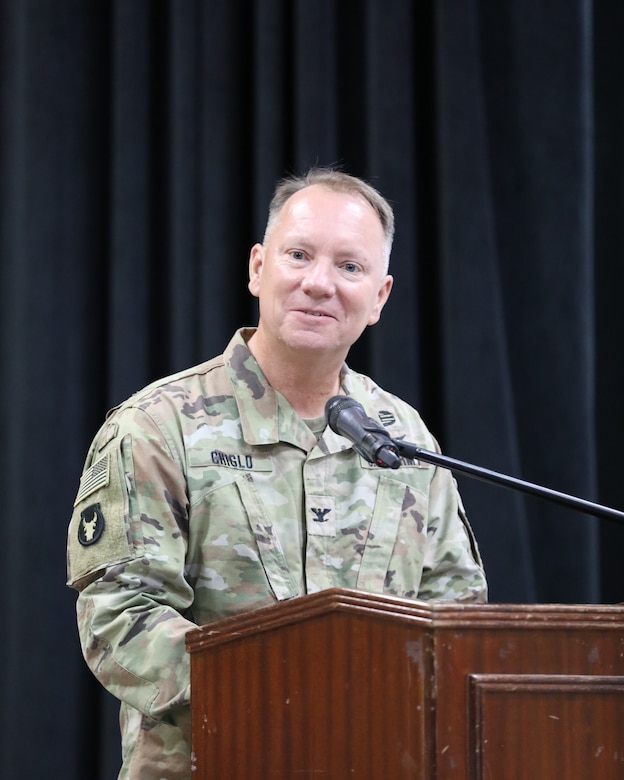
[224,328,360,458]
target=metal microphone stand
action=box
[391,439,624,527]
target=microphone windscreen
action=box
[325,395,358,433]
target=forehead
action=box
[276,185,383,236]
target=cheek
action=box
[251,267,272,297]
[257,275,288,317]
[351,288,383,323]
[265,269,298,299]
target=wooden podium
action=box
[185,588,624,778]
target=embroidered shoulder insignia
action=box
[378,410,396,427]
[78,503,106,546]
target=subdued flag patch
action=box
[74,453,110,506]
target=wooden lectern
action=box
[185,588,624,778]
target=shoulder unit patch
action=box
[78,503,106,546]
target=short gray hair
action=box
[264,167,395,272]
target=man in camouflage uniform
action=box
[67,168,487,779]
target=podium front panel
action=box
[432,604,624,780]
[187,591,624,780]
[187,590,435,779]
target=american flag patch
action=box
[74,453,111,506]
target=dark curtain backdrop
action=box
[1,0,623,776]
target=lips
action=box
[298,308,334,318]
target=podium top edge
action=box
[185,588,624,654]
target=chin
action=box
[282,330,342,354]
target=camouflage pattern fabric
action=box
[67,328,487,779]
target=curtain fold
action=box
[436,0,599,603]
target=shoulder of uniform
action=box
[342,365,436,449]
[98,355,228,427]
[118,355,227,408]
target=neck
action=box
[275,372,342,419]
[247,332,344,418]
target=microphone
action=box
[325,397,624,525]
[327,398,624,526]
[325,395,401,469]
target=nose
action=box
[301,257,335,297]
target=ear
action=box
[367,274,394,326]
[248,243,264,298]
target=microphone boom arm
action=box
[392,439,624,526]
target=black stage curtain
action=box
[1,1,623,776]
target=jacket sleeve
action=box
[67,406,194,721]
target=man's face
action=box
[248,185,393,360]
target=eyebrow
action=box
[279,235,369,258]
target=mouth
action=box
[299,309,333,318]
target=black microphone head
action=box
[325,394,401,469]
[325,395,360,433]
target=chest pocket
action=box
[235,473,300,601]
[356,474,428,594]
[187,448,300,605]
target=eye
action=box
[289,250,307,261]
[342,261,360,274]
